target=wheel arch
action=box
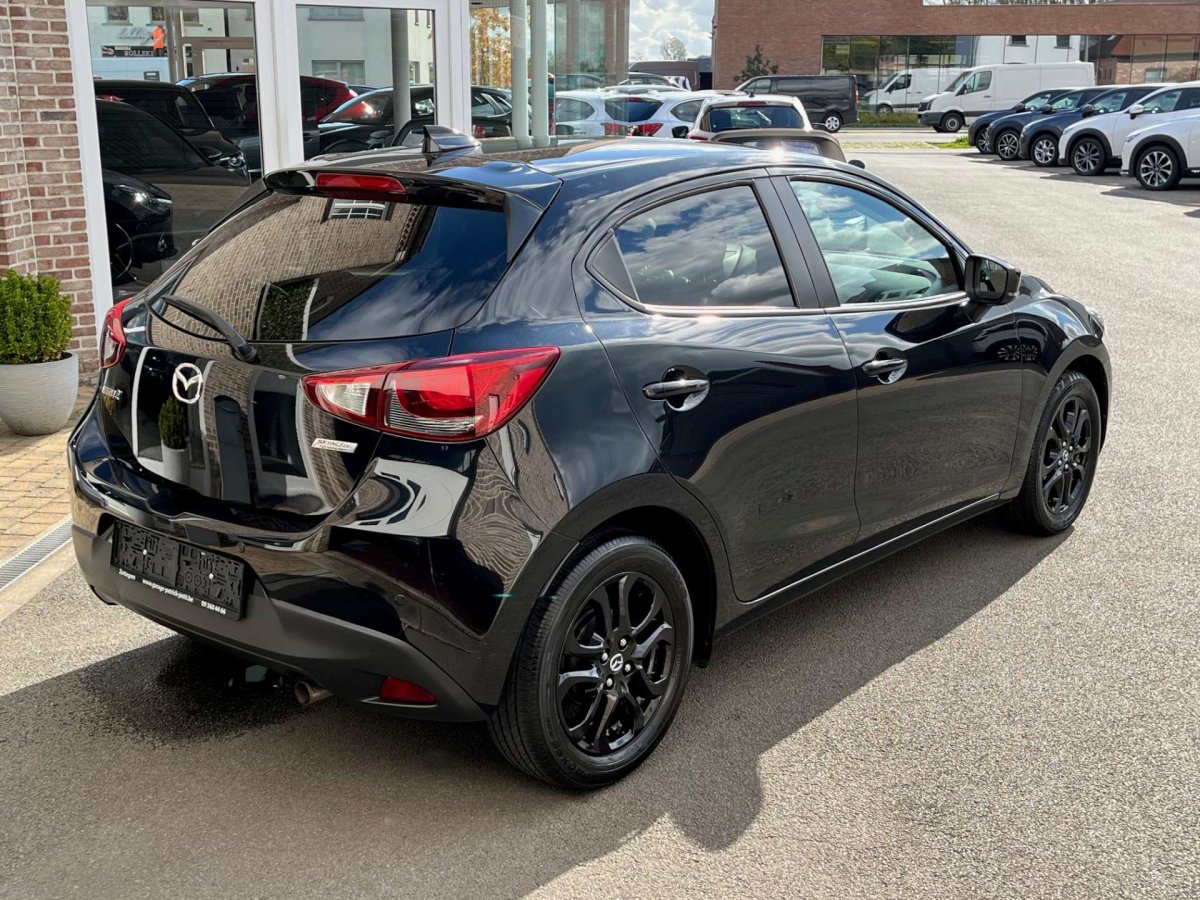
[1131,134,1186,167]
[1064,353,1109,449]
[1066,128,1112,161]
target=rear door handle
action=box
[643,377,709,400]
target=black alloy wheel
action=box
[994,129,1021,161]
[940,112,964,133]
[1135,145,1182,191]
[108,222,134,283]
[1070,137,1105,176]
[1031,134,1059,168]
[488,535,693,789]
[1003,370,1101,535]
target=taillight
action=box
[740,100,768,107]
[687,133,709,141]
[314,172,407,201]
[301,347,560,442]
[630,123,663,137]
[603,122,628,136]
[99,298,129,370]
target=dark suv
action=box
[72,139,1109,788]
[735,74,858,132]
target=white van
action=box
[861,68,962,116]
[917,62,1095,133]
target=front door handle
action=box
[643,377,709,400]
[862,354,908,383]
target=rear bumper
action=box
[74,521,486,721]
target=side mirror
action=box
[1013,102,1025,111]
[671,125,689,139]
[200,146,223,163]
[1040,105,1054,114]
[1128,103,1145,118]
[957,84,968,96]
[1080,104,1096,118]
[965,254,1021,305]
[848,159,866,169]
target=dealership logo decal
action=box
[172,363,204,405]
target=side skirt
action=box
[713,494,1003,643]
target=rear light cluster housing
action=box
[301,347,559,443]
[99,298,130,370]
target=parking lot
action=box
[2,149,1198,899]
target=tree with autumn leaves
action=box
[470,7,513,88]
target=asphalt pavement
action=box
[1,151,1198,899]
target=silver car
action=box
[554,89,732,138]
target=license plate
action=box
[112,523,246,619]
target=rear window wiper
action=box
[158,293,257,363]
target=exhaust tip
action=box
[294,680,332,707]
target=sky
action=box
[628,0,714,62]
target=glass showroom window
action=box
[84,1,262,290]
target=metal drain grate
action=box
[0,519,72,592]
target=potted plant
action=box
[158,396,190,484]
[0,270,76,435]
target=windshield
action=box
[1020,91,1057,111]
[708,104,805,131]
[1091,90,1134,113]
[945,71,972,93]
[98,89,213,132]
[1050,94,1084,111]
[322,88,434,125]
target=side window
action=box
[670,99,704,123]
[966,71,992,94]
[471,90,500,116]
[1143,89,1181,114]
[555,97,593,121]
[604,185,794,309]
[1178,88,1200,111]
[892,74,911,91]
[791,180,959,305]
[748,78,771,93]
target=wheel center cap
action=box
[609,653,624,674]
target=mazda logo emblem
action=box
[172,363,204,405]
[608,653,624,673]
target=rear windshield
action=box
[148,189,510,342]
[708,105,804,131]
[604,98,663,123]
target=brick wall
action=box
[714,0,1200,88]
[0,1,96,374]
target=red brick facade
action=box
[0,0,96,373]
[714,0,1200,88]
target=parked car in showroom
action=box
[1060,81,1200,176]
[1018,84,1165,168]
[554,89,721,137]
[316,85,514,152]
[1120,112,1200,190]
[73,136,1109,788]
[93,80,246,175]
[969,88,1075,153]
[734,74,857,132]
[989,86,1115,161]
[688,94,812,140]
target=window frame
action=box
[583,170,821,316]
[772,170,969,312]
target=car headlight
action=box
[113,183,173,214]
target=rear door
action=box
[781,173,1022,540]
[579,172,860,602]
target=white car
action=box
[688,94,812,141]
[553,90,728,138]
[1120,112,1200,190]
[1059,81,1200,175]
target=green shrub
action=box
[158,397,189,450]
[854,111,921,128]
[0,270,72,365]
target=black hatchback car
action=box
[71,139,1109,788]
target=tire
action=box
[1031,133,1059,168]
[487,535,694,789]
[877,104,893,118]
[940,112,964,134]
[1001,370,1101,536]
[975,127,993,154]
[1069,136,1106,176]
[822,112,844,133]
[994,128,1021,161]
[1135,144,1183,191]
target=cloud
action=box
[628,0,713,62]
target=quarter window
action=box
[555,97,595,121]
[791,181,958,305]
[606,186,794,309]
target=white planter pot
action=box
[0,353,78,436]
[161,446,190,486]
